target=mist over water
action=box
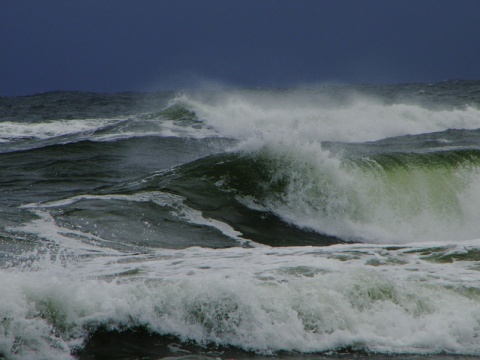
[178,88,479,143]
[1,81,480,359]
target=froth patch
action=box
[2,244,480,358]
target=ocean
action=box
[1,80,480,360]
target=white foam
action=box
[0,119,120,142]
[92,119,222,142]
[23,191,248,246]
[7,209,125,261]
[2,243,480,358]
[0,116,221,148]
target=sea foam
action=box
[2,244,480,359]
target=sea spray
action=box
[176,90,480,143]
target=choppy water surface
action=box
[1,81,480,359]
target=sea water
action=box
[1,81,480,359]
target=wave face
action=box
[156,86,480,244]
[1,81,480,359]
[149,146,480,244]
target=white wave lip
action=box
[21,191,246,247]
[0,119,120,142]
[92,119,222,142]
[251,143,480,244]
[0,117,221,148]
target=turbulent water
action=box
[1,80,480,360]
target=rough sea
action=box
[1,80,480,360]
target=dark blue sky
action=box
[1,0,480,96]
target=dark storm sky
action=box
[1,0,480,96]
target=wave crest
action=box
[139,144,480,244]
